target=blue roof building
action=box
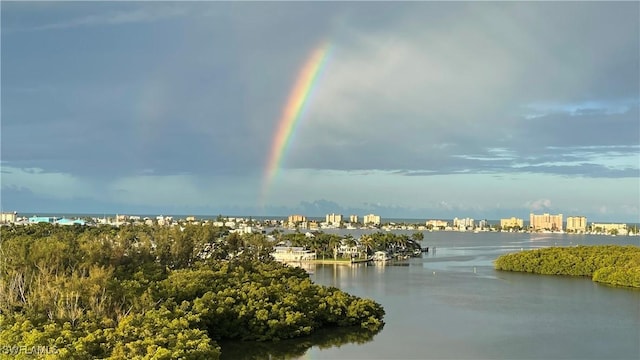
[29,216,55,224]
[56,218,86,226]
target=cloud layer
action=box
[1,2,638,221]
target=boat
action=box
[351,257,373,264]
[373,251,392,262]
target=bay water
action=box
[222,231,640,359]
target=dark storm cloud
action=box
[2,2,639,221]
[1,2,350,179]
[285,2,639,179]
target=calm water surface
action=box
[223,232,640,360]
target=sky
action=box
[1,2,639,222]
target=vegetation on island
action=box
[277,230,425,260]
[0,223,385,359]
[494,245,640,288]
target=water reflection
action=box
[222,232,639,359]
[219,325,383,360]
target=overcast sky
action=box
[2,2,639,222]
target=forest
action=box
[494,244,640,288]
[0,223,385,359]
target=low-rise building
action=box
[0,212,17,224]
[309,221,319,230]
[591,223,627,235]
[426,220,448,229]
[230,226,253,234]
[29,216,55,224]
[56,218,86,226]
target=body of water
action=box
[222,231,640,359]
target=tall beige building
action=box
[287,214,306,225]
[349,215,359,224]
[325,213,343,225]
[500,217,524,229]
[529,213,563,231]
[566,216,587,233]
[363,214,381,225]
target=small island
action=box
[494,245,640,288]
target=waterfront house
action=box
[271,246,317,262]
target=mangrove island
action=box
[494,245,640,288]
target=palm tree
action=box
[396,234,409,251]
[359,235,374,257]
[328,235,341,260]
[343,234,358,259]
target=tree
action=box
[0,223,385,359]
[359,236,374,256]
[327,235,341,260]
[410,232,424,242]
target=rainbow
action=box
[260,42,331,206]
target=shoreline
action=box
[287,259,358,265]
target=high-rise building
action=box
[325,213,343,226]
[500,217,524,229]
[529,213,563,231]
[287,214,307,226]
[363,214,381,225]
[349,215,359,224]
[566,216,587,233]
[453,217,474,230]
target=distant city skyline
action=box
[2,2,639,223]
[2,200,637,225]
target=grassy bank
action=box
[302,258,354,265]
[494,245,640,288]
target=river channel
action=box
[221,231,640,359]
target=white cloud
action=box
[14,6,189,32]
[526,199,552,212]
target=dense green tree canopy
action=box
[494,245,640,288]
[0,223,384,359]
